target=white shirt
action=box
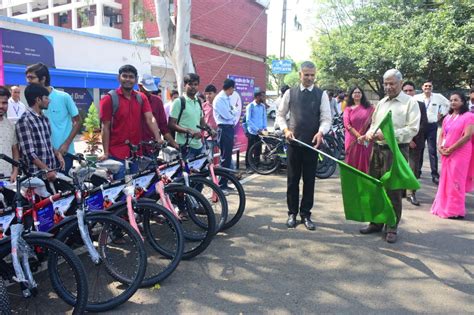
[413,92,449,124]
[164,101,174,122]
[469,100,474,112]
[0,117,18,177]
[276,84,332,134]
[229,91,242,126]
[7,98,26,124]
[367,91,420,144]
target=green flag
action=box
[338,160,397,226]
[378,112,420,191]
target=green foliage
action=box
[266,55,299,93]
[83,103,100,132]
[311,0,474,98]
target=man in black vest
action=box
[276,61,332,230]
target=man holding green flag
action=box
[358,69,420,243]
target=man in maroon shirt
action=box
[202,84,218,156]
[99,65,162,179]
[138,74,178,150]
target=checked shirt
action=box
[15,107,58,174]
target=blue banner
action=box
[271,59,292,74]
[0,28,55,68]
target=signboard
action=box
[271,59,292,74]
[228,75,255,152]
[0,28,55,68]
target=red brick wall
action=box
[192,44,266,91]
[191,0,267,57]
[118,0,131,39]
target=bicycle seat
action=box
[161,147,179,162]
[95,159,123,174]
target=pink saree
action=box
[431,112,474,218]
[343,105,374,173]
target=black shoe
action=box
[359,223,383,234]
[301,217,315,230]
[407,195,420,206]
[286,214,297,228]
[432,177,439,185]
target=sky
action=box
[266,0,317,62]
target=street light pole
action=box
[279,0,287,60]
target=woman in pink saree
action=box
[343,86,374,173]
[431,92,474,219]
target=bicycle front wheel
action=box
[248,140,281,175]
[1,236,88,315]
[114,201,184,287]
[55,213,147,312]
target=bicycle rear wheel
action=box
[55,213,146,312]
[114,201,184,287]
[0,236,88,315]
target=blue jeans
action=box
[110,156,138,180]
[179,145,203,160]
[60,153,74,176]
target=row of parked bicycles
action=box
[0,126,246,314]
[247,114,346,177]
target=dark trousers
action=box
[287,143,318,219]
[60,153,74,176]
[419,122,439,178]
[369,144,409,230]
[217,124,235,187]
[245,133,260,168]
[407,146,422,196]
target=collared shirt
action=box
[100,87,152,159]
[245,101,267,135]
[413,92,449,124]
[329,98,340,117]
[170,95,203,149]
[202,101,217,139]
[0,117,18,176]
[213,90,238,125]
[276,83,332,134]
[367,91,420,144]
[230,91,242,126]
[164,100,174,121]
[16,107,58,174]
[7,98,26,124]
[142,93,169,142]
[43,87,79,154]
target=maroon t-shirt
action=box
[142,94,169,142]
[100,87,152,159]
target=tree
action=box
[311,0,474,98]
[154,0,194,94]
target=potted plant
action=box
[81,103,102,162]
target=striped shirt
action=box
[15,107,58,174]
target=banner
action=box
[228,75,255,152]
[0,28,55,68]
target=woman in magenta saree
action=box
[343,86,374,173]
[431,92,474,219]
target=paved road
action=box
[111,162,474,314]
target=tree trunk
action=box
[154,0,195,94]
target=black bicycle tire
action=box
[248,140,281,175]
[26,236,88,315]
[55,214,146,312]
[178,176,228,233]
[0,277,11,315]
[212,169,246,230]
[160,184,216,260]
[114,201,184,287]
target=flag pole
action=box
[290,138,340,163]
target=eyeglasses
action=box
[26,75,38,80]
[403,89,414,92]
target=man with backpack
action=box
[99,64,163,179]
[168,73,210,159]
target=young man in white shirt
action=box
[413,80,449,184]
[0,86,20,181]
[7,86,26,124]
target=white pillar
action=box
[71,4,78,29]
[6,7,12,17]
[48,0,54,26]
[26,2,33,21]
[96,0,104,33]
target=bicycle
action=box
[0,154,88,314]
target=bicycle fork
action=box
[75,191,101,264]
[10,223,37,298]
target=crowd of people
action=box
[0,61,473,244]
